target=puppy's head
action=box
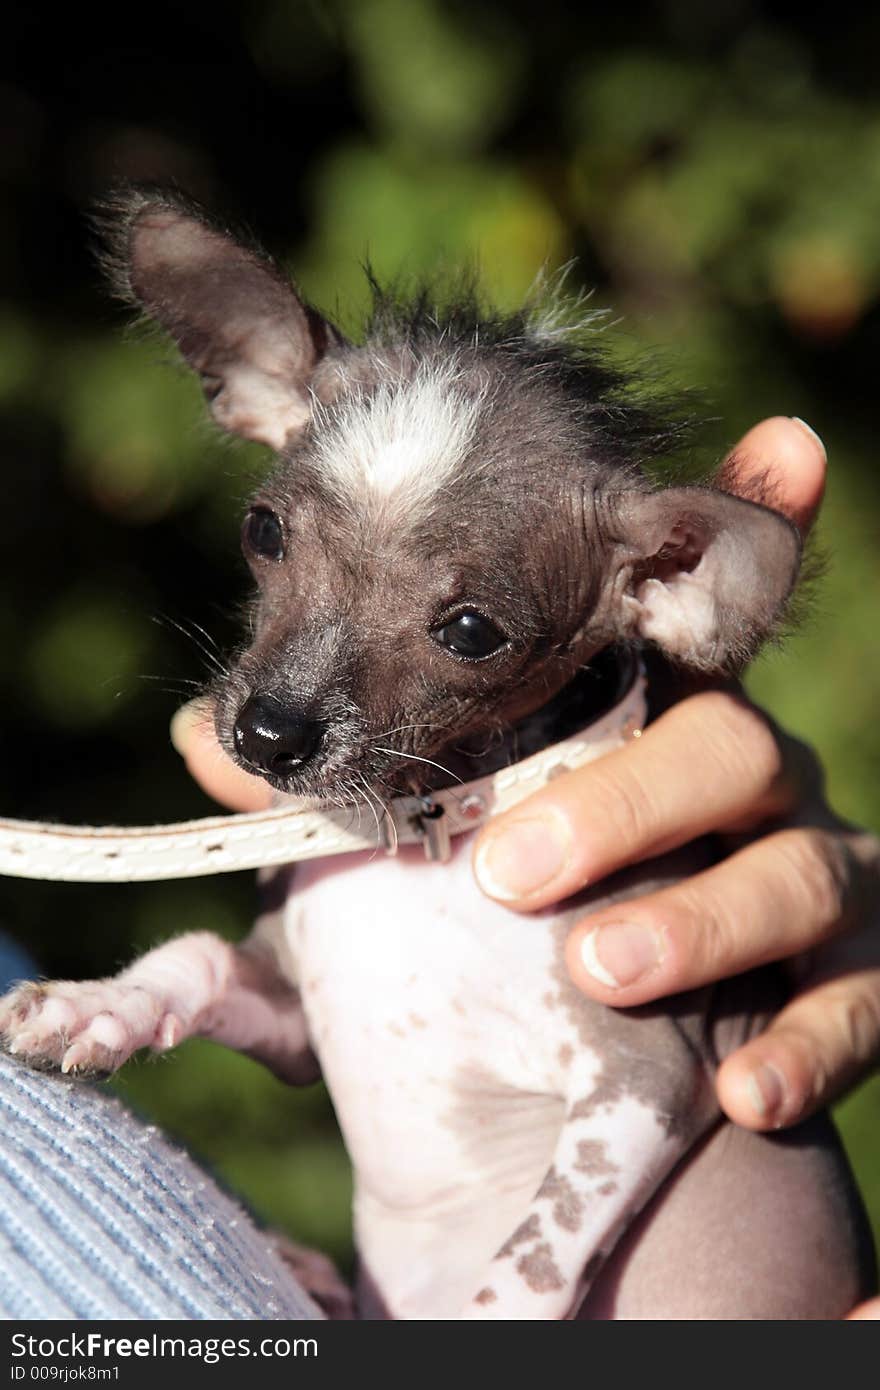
[101,188,801,802]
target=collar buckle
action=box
[414,801,451,863]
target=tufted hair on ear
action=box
[615,486,802,671]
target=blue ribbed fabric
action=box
[0,938,320,1320]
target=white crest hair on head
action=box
[311,353,489,513]
[524,263,612,346]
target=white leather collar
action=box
[0,665,646,883]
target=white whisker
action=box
[338,776,365,833]
[360,773,397,854]
[153,613,229,680]
[370,746,463,785]
[355,773,383,845]
[371,722,447,740]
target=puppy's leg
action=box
[459,1058,710,1320]
[270,1235,357,1320]
[0,928,315,1082]
[0,861,314,1078]
[0,863,315,1081]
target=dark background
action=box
[1,1,878,1269]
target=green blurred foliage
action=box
[341,0,521,153]
[296,146,568,321]
[1,0,878,1282]
[25,589,154,725]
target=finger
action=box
[563,826,862,1005]
[716,967,880,1131]
[170,699,273,812]
[718,415,826,538]
[847,1297,880,1319]
[473,690,799,910]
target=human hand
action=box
[171,700,273,814]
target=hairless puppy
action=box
[1,190,873,1318]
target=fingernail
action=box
[790,417,826,460]
[746,1062,787,1123]
[474,813,572,900]
[169,699,206,756]
[580,923,664,988]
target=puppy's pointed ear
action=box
[98,188,341,449]
[614,487,801,671]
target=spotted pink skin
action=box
[278,838,702,1319]
[0,830,868,1319]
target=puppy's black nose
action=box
[233,696,324,776]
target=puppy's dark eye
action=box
[431,610,508,659]
[242,507,284,561]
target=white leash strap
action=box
[0,672,646,883]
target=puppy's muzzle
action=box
[233,695,325,776]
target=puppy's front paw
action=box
[0,978,181,1077]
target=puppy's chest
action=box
[270,835,711,1218]
[278,836,592,1200]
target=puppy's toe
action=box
[0,980,166,1076]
